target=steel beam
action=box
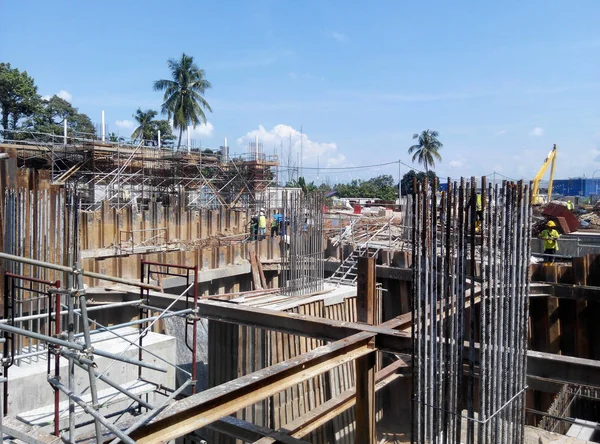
[196,299,411,353]
[129,332,375,443]
[253,359,408,443]
[355,256,377,444]
[530,282,600,301]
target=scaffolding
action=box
[0,130,278,211]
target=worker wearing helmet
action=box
[539,221,560,264]
[566,200,574,211]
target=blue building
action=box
[552,178,600,197]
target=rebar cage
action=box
[411,177,532,444]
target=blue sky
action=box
[3,0,600,184]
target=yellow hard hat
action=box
[547,220,556,227]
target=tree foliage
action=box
[400,170,438,195]
[131,108,157,142]
[408,129,443,172]
[285,176,317,194]
[154,53,212,150]
[25,95,95,138]
[334,174,397,200]
[0,63,40,135]
[129,108,176,146]
[153,119,175,146]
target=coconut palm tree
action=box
[408,129,443,172]
[131,108,158,143]
[153,53,212,151]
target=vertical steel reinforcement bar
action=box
[411,177,531,444]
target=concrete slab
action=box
[5,328,176,434]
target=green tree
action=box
[400,170,438,195]
[154,53,212,151]
[152,119,175,146]
[131,108,158,142]
[285,177,317,194]
[25,95,95,139]
[408,129,443,172]
[0,63,40,136]
[108,132,124,143]
[333,175,397,200]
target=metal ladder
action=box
[327,244,380,286]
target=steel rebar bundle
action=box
[411,177,531,444]
[280,190,324,296]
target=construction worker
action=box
[258,211,267,240]
[271,211,282,237]
[566,200,574,211]
[476,193,483,233]
[249,214,258,241]
[539,220,560,264]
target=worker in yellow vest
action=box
[538,220,560,264]
[258,211,267,240]
[566,200,574,211]
[475,193,483,233]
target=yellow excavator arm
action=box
[532,144,557,205]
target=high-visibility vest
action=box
[258,215,267,229]
[539,229,560,250]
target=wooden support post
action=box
[355,256,376,444]
[249,251,262,290]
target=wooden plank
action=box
[576,299,590,358]
[548,297,561,354]
[355,256,376,444]
[130,332,375,443]
[249,251,262,290]
[257,258,268,289]
[572,256,588,286]
[253,359,408,444]
[559,298,576,356]
[2,417,62,444]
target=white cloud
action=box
[187,122,214,138]
[529,127,544,136]
[237,124,344,167]
[495,129,507,136]
[328,31,348,42]
[41,90,73,102]
[57,90,72,102]
[449,160,463,168]
[115,120,135,130]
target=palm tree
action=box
[153,53,212,151]
[408,129,443,172]
[131,108,158,143]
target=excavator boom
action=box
[532,144,557,205]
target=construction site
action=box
[0,132,600,444]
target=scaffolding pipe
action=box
[109,378,193,444]
[0,323,167,372]
[53,293,60,436]
[68,356,154,410]
[0,251,161,291]
[68,305,193,376]
[77,286,103,440]
[48,378,136,444]
[0,299,142,324]
[191,264,198,394]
